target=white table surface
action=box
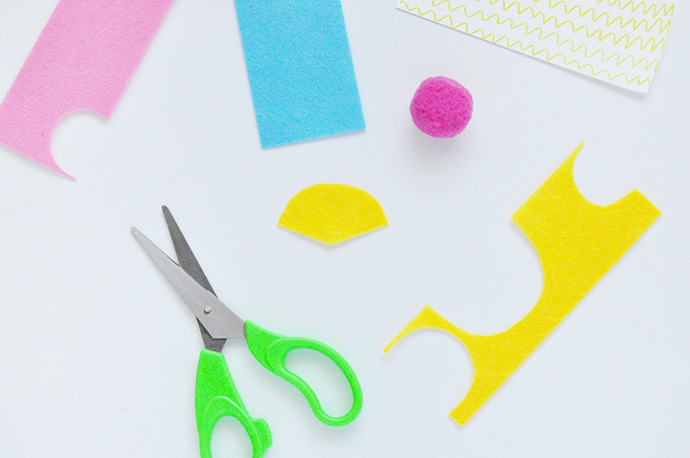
[0,1,688,457]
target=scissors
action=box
[132,206,363,458]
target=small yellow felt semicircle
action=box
[278,184,388,244]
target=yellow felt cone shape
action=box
[278,184,388,244]
[384,143,661,425]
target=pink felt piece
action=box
[410,76,473,138]
[0,0,173,178]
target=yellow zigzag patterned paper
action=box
[397,0,675,92]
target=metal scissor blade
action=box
[162,206,216,295]
[132,227,247,340]
[161,206,226,352]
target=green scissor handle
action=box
[245,320,363,427]
[195,349,272,458]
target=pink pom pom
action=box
[410,76,473,138]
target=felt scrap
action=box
[278,184,387,245]
[384,143,660,425]
[234,0,365,148]
[0,0,173,178]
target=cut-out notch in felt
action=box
[233,0,365,148]
[278,184,388,245]
[384,143,661,425]
[0,0,173,178]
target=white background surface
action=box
[0,1,688,457]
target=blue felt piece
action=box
[234,0,365,148]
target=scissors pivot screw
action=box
[203,306,212,314]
